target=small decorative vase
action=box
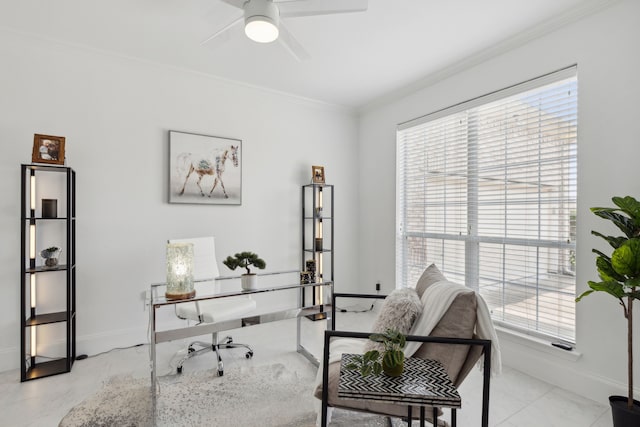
[41,248,61,268]
[382,351,405,377]
[241,274,257,291]
[45,257,58,267]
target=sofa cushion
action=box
[363,287,422,353]
[415,263,447,297]
[413,289,477,385]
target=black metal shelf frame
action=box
[20,164,76,382]
[301,184,334,320]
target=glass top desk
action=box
[149,270,332,395]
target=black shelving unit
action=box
[20,164,76,381]
[301,184,333,320]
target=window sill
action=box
[495,326,582,362]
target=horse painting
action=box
[176,145,239,199]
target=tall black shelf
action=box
[20,164,76,382]
[301,184,334,320]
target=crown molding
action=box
[358,0,620,115]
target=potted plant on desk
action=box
[576,196,640,426]
[222,251,266,291]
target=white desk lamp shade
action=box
[166,242,195,300]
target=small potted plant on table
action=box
[346,328,407,377]
[222,251,266,290]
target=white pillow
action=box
[363,287,422,353]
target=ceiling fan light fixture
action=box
[245,16,279,43]
[244,0,280,43]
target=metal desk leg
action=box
[150,303,157,421]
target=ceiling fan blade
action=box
[278,22,310,62]
[277,0,367,18]
[220,0,247,9]
[200,15,244,45]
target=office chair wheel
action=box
[187,346,195,353]
[177,366,183,374]
[245,351,253,359]
[224,337,233,344]
[218,369,224,376]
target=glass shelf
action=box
[25,264,71,274]
[26,311,69,326]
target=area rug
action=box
[58,358,391,427]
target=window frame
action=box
[396,66,578,342]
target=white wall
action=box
[0,29,359,371]
[357,0,640,404]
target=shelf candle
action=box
[30,174,36,212]
[29,224,36,260]
[30,327,36,357]
[41,199,57,218]
[166,242,195,300]
[30,274,36,309]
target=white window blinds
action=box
[396,67,577,342]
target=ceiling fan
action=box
[201,0,368,61]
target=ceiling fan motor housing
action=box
[244,0,280,43]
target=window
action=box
[396,67,577,342]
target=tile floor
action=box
[0,309,612,427]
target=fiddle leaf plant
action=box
[576,196,640,410]
[222,251,266,275]
[345,329,406,377]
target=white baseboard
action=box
[498,328,639,404]
[0,327,149,374]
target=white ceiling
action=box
[0,0,614,109]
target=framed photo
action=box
[169,130,242,205]
[312,165,325,184]
[32,134,65,165]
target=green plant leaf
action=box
[613,196,640,228]
[372,363,382,375]
[592,209,636,238]
[592,248,611,262]
[575,289,594,302]
[368,333,385,343]
[596,256,626,282]
[587,280,626,299]
[612,239,640,276]
[363,350,379,362]
[591,231,627,250]
[626,277,640,288]
[383,350,404,367]
[361,365,372,377]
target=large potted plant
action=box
[222,251,266,291]
[576,196,640,426]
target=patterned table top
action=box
[338,354,461,408]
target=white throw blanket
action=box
[404,280,502,376]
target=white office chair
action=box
[169,237,256,376]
